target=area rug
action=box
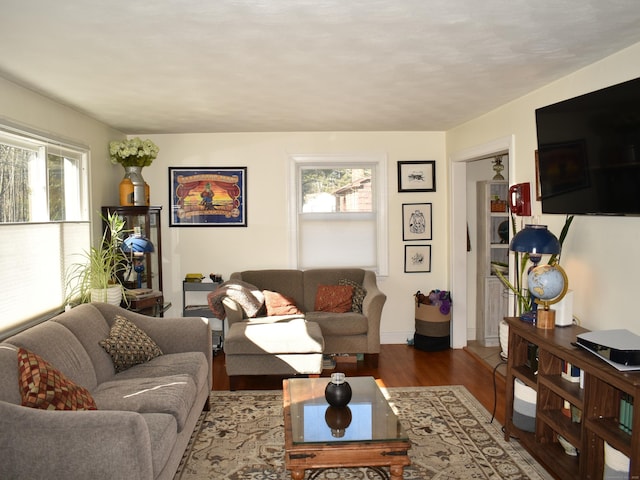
[174,386,552,479]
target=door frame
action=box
[448,135,514,348]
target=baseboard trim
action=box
[381,331,415,345]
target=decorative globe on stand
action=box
[527,263,569,329]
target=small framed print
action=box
[397,160,436,192]
[402,203,432,241]
[169,166,247,227]
[404,245,431,273]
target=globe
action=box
[527,264,567,305]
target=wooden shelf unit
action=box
[476,180,509,347]
[504,317,640,479]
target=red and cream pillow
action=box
[314,284,354,313]
[18,347,97,411]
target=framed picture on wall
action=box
[168,167,247,227]
[397,160,436,192]
[404,244,431,273]
[402,203,432,241]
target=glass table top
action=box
[287,376,408,445]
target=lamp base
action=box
[537,309,556,330]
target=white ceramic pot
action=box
[91,285,122,306]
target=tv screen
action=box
[535,76,640,215]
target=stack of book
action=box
[619,394,634,433]
[561,360,584,388]
[125,288,156,299]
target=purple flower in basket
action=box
[439,300,451,315]
[423,289,452,315]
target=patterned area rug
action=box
[174,385,552,479]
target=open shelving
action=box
[476,180,509,347]
[504,317,640,479]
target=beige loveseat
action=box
[216,268,385,387]
[0,303,211,480]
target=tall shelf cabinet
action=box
[101,206,163,293]
[504,317,640,479]
[476,180,509,347]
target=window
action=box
[289,154,388,275]
[0,126,89,336]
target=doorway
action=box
[449,136,514,349]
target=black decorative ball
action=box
[324,373,352,407]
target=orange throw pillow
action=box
[263,290,303,316]
[18,348,97,411]
[314,285,354,313]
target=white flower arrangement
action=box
[109,137,159,167]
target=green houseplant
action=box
[65,211,129,306]
[493,214,574,317]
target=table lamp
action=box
[122,227,154,288]
[509,224,563,327]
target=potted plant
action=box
[65,210,129,306]
[109,137,159,206]
[492,214,573,357]
[493,214,574,317]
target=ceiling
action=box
[1,1,640,134]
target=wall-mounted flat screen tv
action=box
[535,76,640,215]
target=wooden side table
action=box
[125,290,170,317]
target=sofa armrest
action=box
[361,271,386,353]
[0,401,154,480]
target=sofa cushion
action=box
[338,278,367,313]
[225,319,324,355]
[234,270,304,308]
[18,348,97,411]
[92,374,196,431]
[99,315,163,373]
[141,413,178,477]
[302,268,366,312]
[112,352,209,393]
[5,321,98,391]
[53,303,116,385]
[263,290,303,316]
[306,311,369,336]
[314,284,353,313]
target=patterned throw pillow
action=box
[18,348,97,410]
[263,290,303,316]
[99,315,163,373]
[314,285,354,313]
[338,278,367,313]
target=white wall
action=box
[139,132,447,342]
[4,39,640,339]
[0,76,125,242]
[448,41,640,334]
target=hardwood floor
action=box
[213,344,507,425]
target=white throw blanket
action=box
[207,280,265,319]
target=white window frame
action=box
[0,123,90,337]
[288,153,388,276]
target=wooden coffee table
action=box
[283,376,411,480]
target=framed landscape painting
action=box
[169,167,247,227]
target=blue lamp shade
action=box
[122,235,154,254]
[509,224,560,255]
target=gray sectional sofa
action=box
[0,302,211,480]
[217,268,385,388]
